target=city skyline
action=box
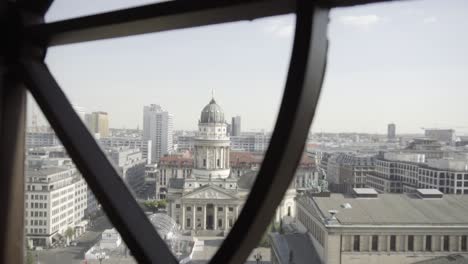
[39,0,468,134]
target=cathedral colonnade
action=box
[179,202,240,231]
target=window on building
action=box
[203,159,206,167]
[443,235,449,251]
[197,207,202,212]
[175,204,180,209]
[218,207,223,212]
[353,235,360,251]
[186,218,191,228]
[218,219,222,228]
[372,235,378,251]
[426,236,432,251]
[217,159,220,167]
[462,235,467,251]
[390,235,396,251]
[229,207,234,212]
[408,235,414,251]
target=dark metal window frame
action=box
[1,0,402,263]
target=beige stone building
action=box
[296,188,468,264]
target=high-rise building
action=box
[231,116,241,136]
[143,104,173,163]
[85,111,109,138]
[387,123,396,140]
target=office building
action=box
[231,116,241,136]
[424,129,455,144]
[25,167,88,248]
[326,153,375,193]
[26,130,60,148]
[85,111,110,138]
[143,104,173,163]
[366,152,468,194]
[295,188,468,264]
[106,147,147,194]
[387,123,396,141]
[230,131,271,153]
[100,137,152,164]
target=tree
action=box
[157,199,167,209]
[143,200,158,212]
[64,227,74,242]
[25,251,34,264]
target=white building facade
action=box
[25,167,88,248]
[143,104,173,163]
[296,189,468,264]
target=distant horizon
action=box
[24,0,468,135]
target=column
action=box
[235,206,239,221]
[224,147,227,168]
[182,204,186,230]
[224,205,228,230]
[203,205,207,230]
[192,204,196,230]
[214,204,217,230]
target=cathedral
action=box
[166,97,315,234]
[167,97,245,234]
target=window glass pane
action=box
[33,3,296,262]
[45,0,167,22]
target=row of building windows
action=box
[30,211,48,217]
[349,235,468,252]
[27,228,47,234]
[26,194,48,200]
[26,202,48,209]
[29,219,47,226]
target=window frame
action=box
[0,0,406,263]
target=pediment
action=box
[182,186,236,200]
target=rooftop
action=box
[269,232,321,264]
[308,192,468,226]
[26,167,70,177]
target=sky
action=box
[28,0,468,134]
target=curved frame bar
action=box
[212,1,329,263]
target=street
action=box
[34,215,112,264]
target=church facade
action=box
[167,98,246,233]
[166,97,316,233]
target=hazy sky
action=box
[30,0,468,134]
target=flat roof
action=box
[353,188,378,195]
[417,189,443,195]
[311,193,468,225]
[26,167,70,177]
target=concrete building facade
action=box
[296,189,468,264]
[231,116,241,136]
[85,111,109,138]
[143,104,173,163]
[107,147,147,194]
[100,136,152,164]
[25,167,88,248]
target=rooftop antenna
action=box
[211,88,215,100]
